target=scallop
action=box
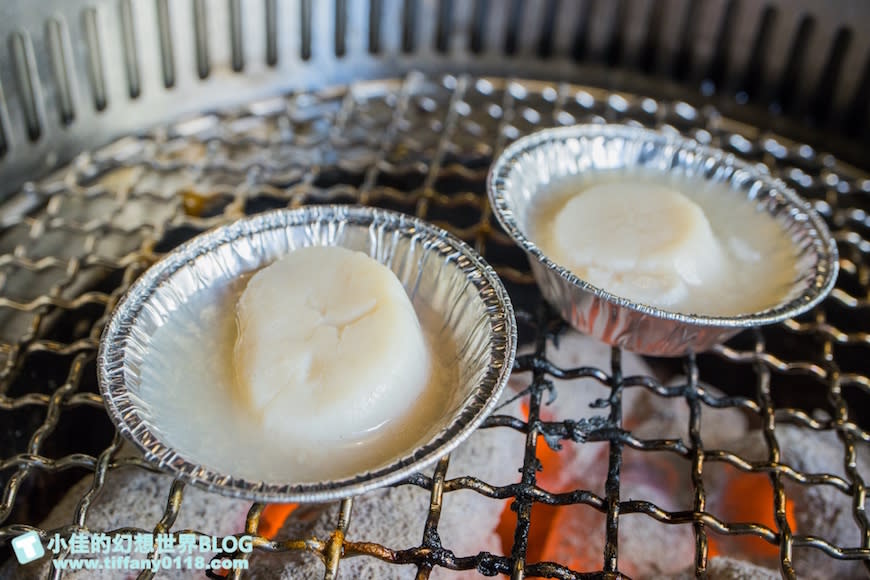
[548,182,724,308]
[234,245,431,442]
[533,173,799,316]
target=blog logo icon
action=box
[12,531,45,564]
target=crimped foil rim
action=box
[487,124,839,328]
[97,205,516,503]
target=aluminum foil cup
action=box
[98,206,516,502]
[488,124,838,356]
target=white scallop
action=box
[234,246,431,442]
[550,182,725,308]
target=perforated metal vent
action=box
[0,0,868,195]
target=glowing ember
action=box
[496,435,583,564]
[496,397,797,575]
[497,402,606,571]
[258,503,299,539]
[708,470,797,561]
[204,504,299,580]
[539,503,605,572]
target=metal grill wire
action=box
[0,73,869,578]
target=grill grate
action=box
[1,73,869,578]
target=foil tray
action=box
[97,205,516,503]
[488,124,839,356]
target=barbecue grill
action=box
[1,0,869,578]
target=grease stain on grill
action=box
[181,190,234,218]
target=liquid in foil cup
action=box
[98,205,516,502]
[488,124,838,356]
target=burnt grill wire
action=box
[0,73,869,579]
